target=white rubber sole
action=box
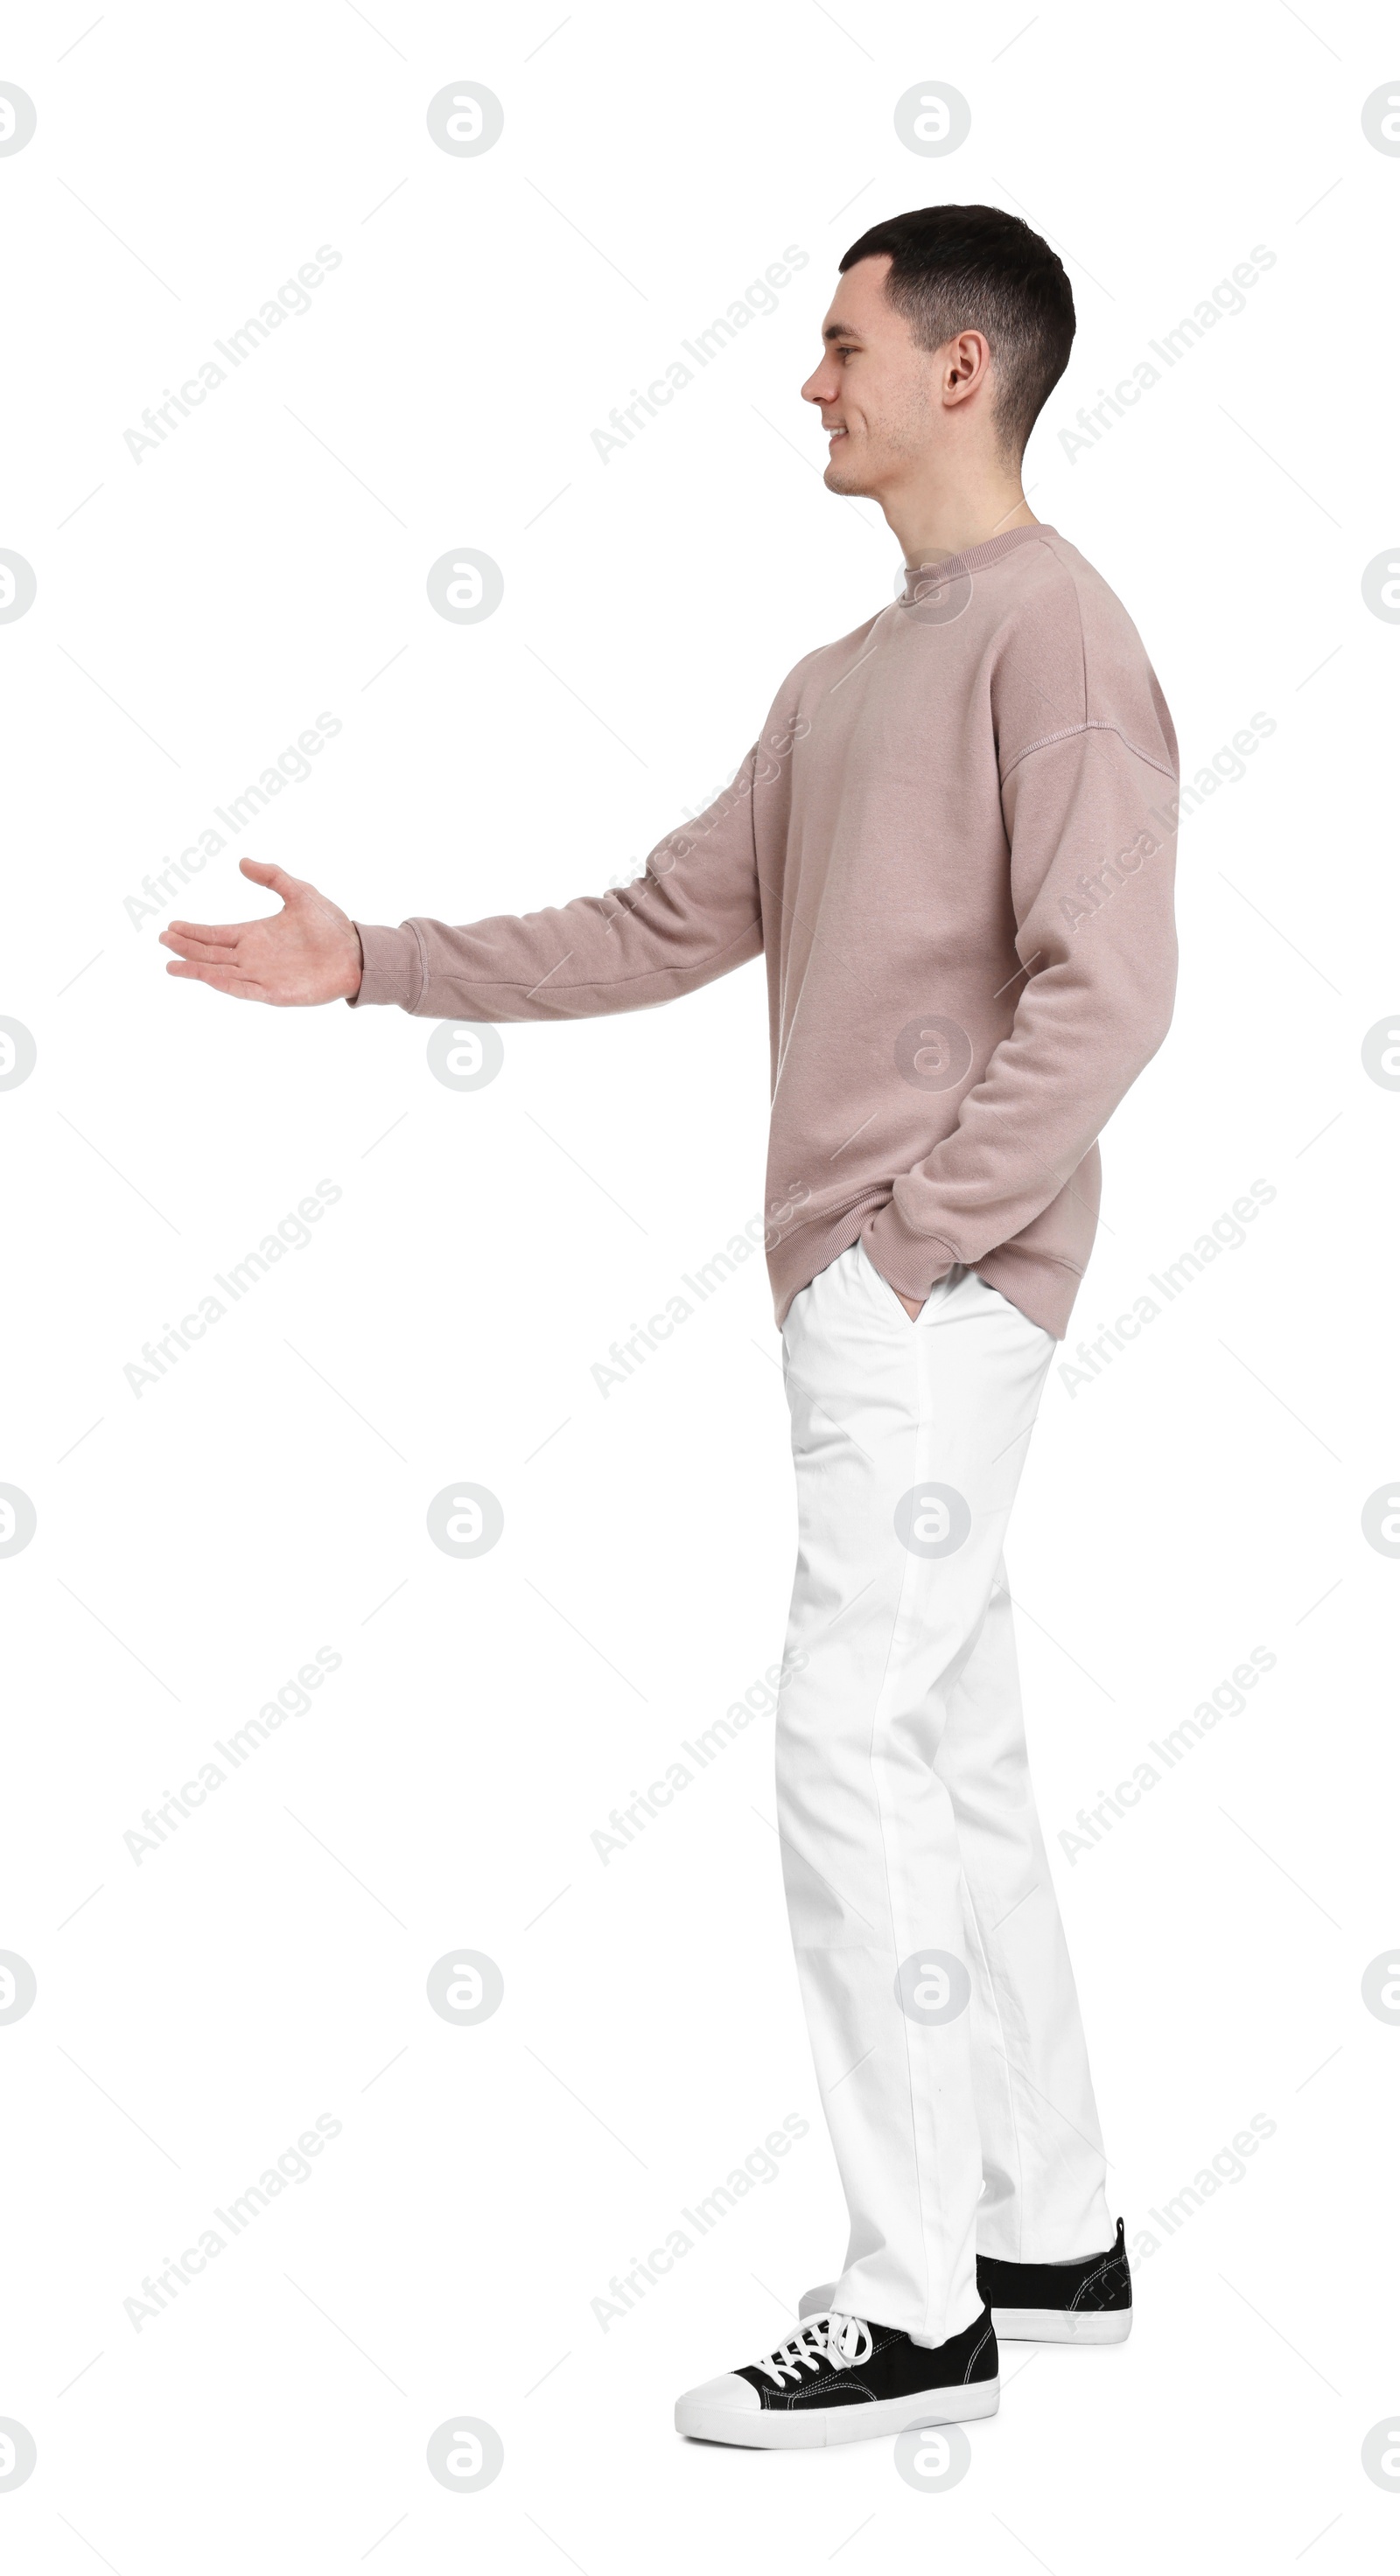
[993,2306,1131,2344]
[675,2376,998,2450]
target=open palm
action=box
[159,857,363,1004]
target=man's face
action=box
[802,255,946,498]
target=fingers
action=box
[164,960,267,1000]
[162,860,301,951]
[160,925,244,956]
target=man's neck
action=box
[886,488,1037,567]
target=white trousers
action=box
[776,1243,1113,2344]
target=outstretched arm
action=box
[159,739,772,1014]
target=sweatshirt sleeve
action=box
[347,743,766,1019]
[861,721,1179,1303]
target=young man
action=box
[162,205,1178,2449]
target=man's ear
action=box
[942,331,992,408]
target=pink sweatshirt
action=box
[351,524,1179,1337]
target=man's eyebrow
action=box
[822,317,864,343]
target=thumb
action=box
[239,857,298,897]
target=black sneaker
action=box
[674,2304,998,2449]
[978,2216,1132,2342]
[800,2217,1132,2347]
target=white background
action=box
[3,0,1396,2566]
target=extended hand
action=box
[159,858,363,1004]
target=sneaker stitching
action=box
[780,2377,879,2409]
[1068,2252,1129,2310]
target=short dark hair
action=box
[839,204,1074,457]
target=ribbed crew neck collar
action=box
[900,523,1049,600]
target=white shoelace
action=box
[750,2312,874,2389]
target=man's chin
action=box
[822,452,875,497]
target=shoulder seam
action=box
[999,719,1177,785]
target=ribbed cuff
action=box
[861,1202,960,1302]
[346,923,423,1010]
